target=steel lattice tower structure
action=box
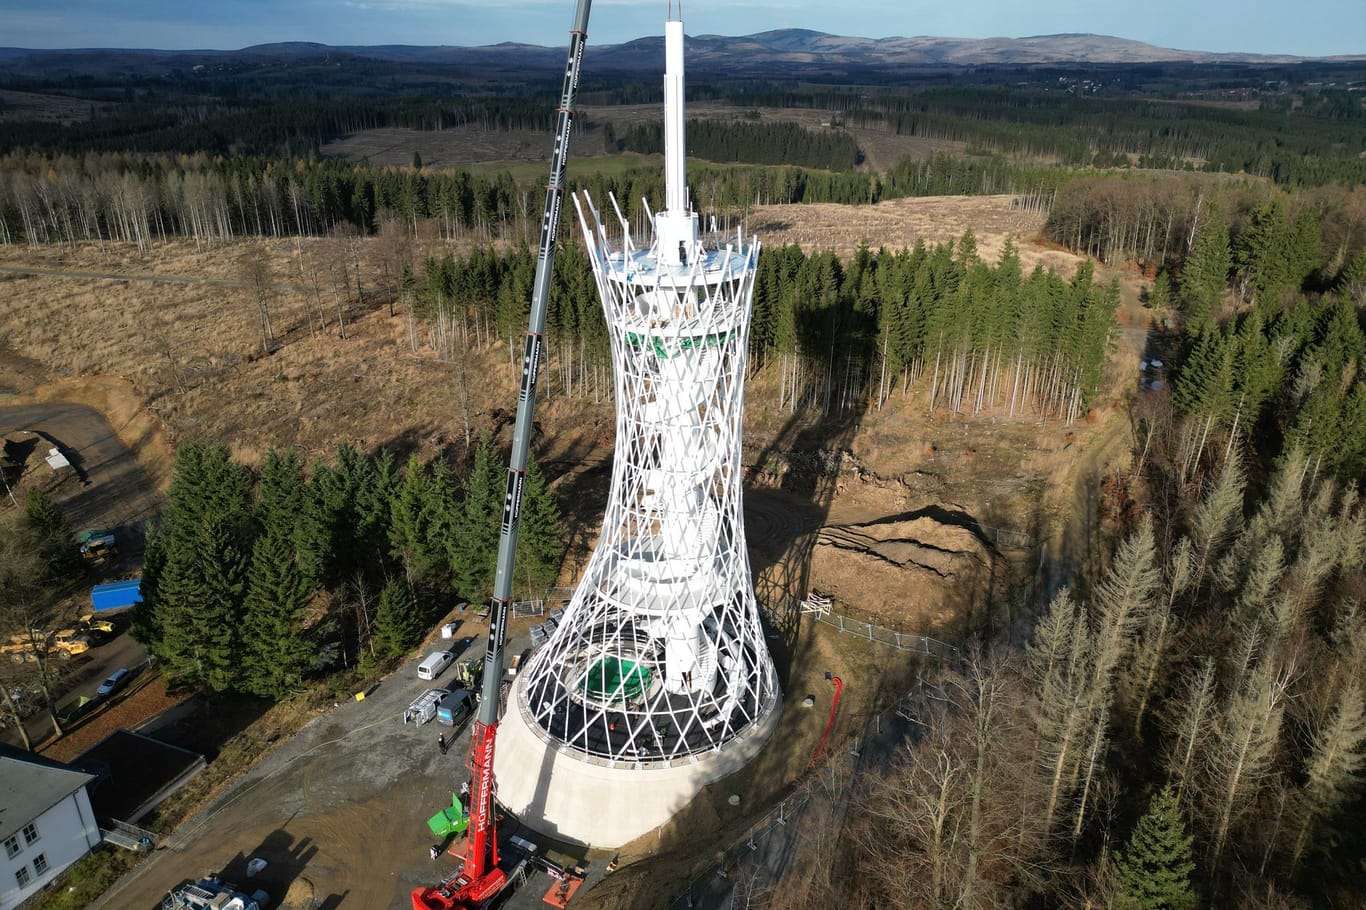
[494,12,780,847]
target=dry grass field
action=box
[0,194,1147,630]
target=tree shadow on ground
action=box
[143,692,275,762]
[745,386,868,687]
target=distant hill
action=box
[1,30,1358,78]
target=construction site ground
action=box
[87,621,601,910]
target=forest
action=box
[402,235,1118,425]
[0,148,1066,250]
[620,118,862,172]
[130,436,565,698]
[792,447,1366,908]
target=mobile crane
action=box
[410,1,592,907]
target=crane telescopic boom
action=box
[411,1,592,907]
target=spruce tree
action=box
[23,489,80,580]
[391,456,439,582]
[131,522,167,653]
[1113,786,1198,910]
[296,458,339,588]
[193,515,250,693]
[240,526,314,699]
[1288,684,1366,873]
[515,457,566,597]
[372,576,422,658]
[1180,208,1230,338]
[143,440,256,690]
[452,436,503,598]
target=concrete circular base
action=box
[492,674,781,848]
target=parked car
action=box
[96,668,131,698]
[417,650,455,681]
[436,689,477,728]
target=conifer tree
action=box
[23,489,80,579]
[239,450,314,700]
[139,440,255,690]
[240,525,313,699]
[131,522,167,653]
[391,456,440,582]
[372,576,422,658]
[453,435,503,598]
[1113,786,1198,910]
[514,457,566,597]
[1288,684,1366,873]
[1179,208,1230,338]
[192,515,250,693]
[296,458,338,588]
[1089,516,1160,712]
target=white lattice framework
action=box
[513,17,779,770]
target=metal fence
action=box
[511,598,545,618]
[769,594,960,661]
[811,611,960,660]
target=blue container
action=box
[91,578,142,612]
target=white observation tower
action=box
[493,10,781,848]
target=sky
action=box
[4,0,1364,57]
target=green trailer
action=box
[426,791,470,838]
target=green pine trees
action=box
[1113,786,1198,910]
[23,489,81,580]
[372,576,422,659]
[452,435,504,599]
[131,426,567,691]
[1179,207,1231,338]
[239,451,314,700]
[515,457,566,596]
[138,440,255,691]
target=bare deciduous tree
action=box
[1287,683,1366,873]
[239,247,275,355]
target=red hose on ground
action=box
[813,675,842,763]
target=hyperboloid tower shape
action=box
[494,11,780,847]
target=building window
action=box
[14,866,30,888]
[2,834,18,859]
[21,823,38,845]
[32,853,48,875]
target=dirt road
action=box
[0,402,161,531]
[0,401,159,747]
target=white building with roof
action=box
[0,745,101,908]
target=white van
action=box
[417,650,455,680]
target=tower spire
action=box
[659,13,696,265]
